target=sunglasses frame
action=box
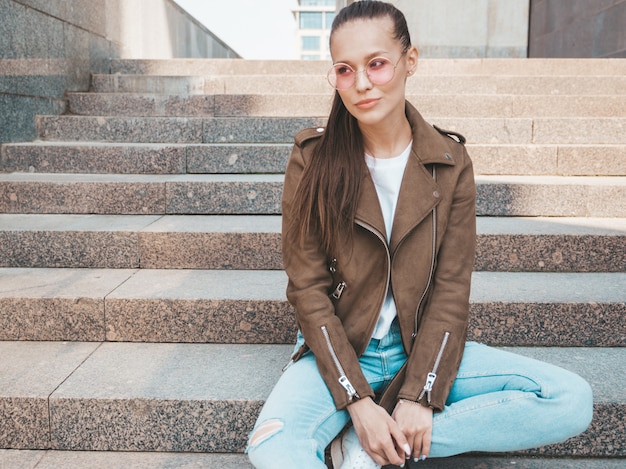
[327,53,405,90]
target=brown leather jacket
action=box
[282,102,476,412]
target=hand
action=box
[392,399,433,460]
[347,397,411,466]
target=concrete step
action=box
[67,93,626,118]
[2,451,625,469]
[92,73,626,96]
[1,268,624,345]
[1,215,624,272]
[35,115,626,145]
[1,173,625,216]
[4,142,624,176]
[109,58,626,77]
[1,340,623,456]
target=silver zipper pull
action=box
[330,281,346,299]
[423,372,437,404]
[423,372,437,392]
[339,375,359,400]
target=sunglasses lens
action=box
[328,64,354,90]
[367,58,394,85]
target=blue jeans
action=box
[246,320,593,468]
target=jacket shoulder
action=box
[294,126,325,147]
[433,125,466,145]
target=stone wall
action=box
[394,0,530,58]
[0,0,239,144]
[338,0,530,58]
[529,0,626,58]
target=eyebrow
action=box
[333,51,392,66]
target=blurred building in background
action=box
[294,0,336,60]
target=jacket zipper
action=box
[321,325,359,401]
[418,331,450,404]
[355,220,391,339]
[281,345,305,372]
[330,281,346,299]
[413,166,438,339]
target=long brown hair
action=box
[288,1,412,256]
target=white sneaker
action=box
[330,426,381,469]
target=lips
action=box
[355,98,380,109]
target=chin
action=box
[349,107,389,127]
[347,98,404,127]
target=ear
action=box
[406,46,419,76]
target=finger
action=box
[361,435,400,467]
[412,434,422,461]
[389,424,411,463]
[421,427,432,459]
[367,449,389,466]
[381,446,405,467]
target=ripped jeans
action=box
[246,320,593,468]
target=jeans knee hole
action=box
[249,419,284,448]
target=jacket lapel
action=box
[355,168,387,238]
[389,102,459,252]
[354,102,461,248]
[389,152,440,252]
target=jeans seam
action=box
[455,372,548,399]
[436,390,536,421]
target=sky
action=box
[174,0,300,59]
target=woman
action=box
[247,2,593,468]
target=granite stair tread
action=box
[1,173,625,216]
[66,92,626,118]
[34,115,626,144]
[1,214,625,271]
[1,141,292,175]
[1,451,625,469]
[0,340,624,455]
[0,172,285,215]
[0,267,624,345]
[91,73,626,96]
[36,115,325,143]
[109,58,626,76]
[3,141,624,176]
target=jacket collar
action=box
[406,101,459,167]
[356,101,458,251]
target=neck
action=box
[359,113,412,159]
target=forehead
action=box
[330,17,399,63]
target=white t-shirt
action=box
[365,141,412,339]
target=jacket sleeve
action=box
[282,138,376,410]
[397,144,476,411]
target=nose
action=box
[354,69,373,91]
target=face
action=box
[329,16,417,129]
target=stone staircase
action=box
[1,58,625,468]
